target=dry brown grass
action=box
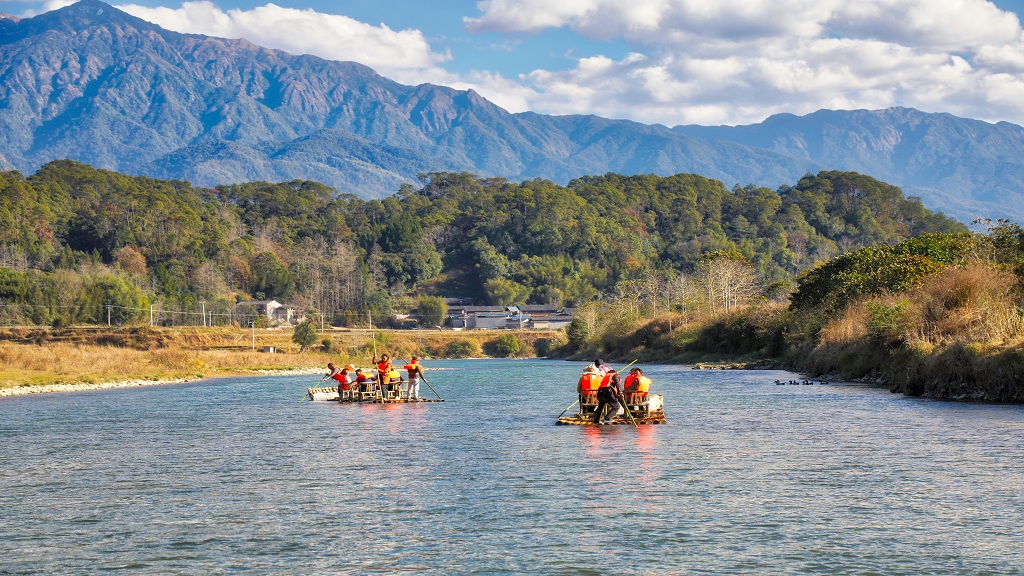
[0,326,561,390]
[817,304,871,347]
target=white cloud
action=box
[116,1,452,85]
[463,0,1024,126]
[19,0,1024,127]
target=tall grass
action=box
[804,264,1024,400]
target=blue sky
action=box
[6,0,1024,127]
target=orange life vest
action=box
[598,373,615,388]
[625,374,651,394]
[578,373,601,392]
[376,361,390,377]
[404,360,419,377]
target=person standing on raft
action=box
[403,356,426,401]
[592,369,622,424]
[373,353,393,396]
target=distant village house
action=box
[235,300,307,325]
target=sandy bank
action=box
[0,367,325,397]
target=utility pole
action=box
[106,305,111,327]
[150,304,154,327]
[250,320,255,350]
[202,302,207,327]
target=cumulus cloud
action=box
[116,1,453,85]
[466,0,1024,126]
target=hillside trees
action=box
[0,161,967,326]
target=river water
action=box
[1,359,1023,574]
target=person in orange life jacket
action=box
[373,353,394,395]
[355,368,377,393]
[577,364,602,407]
[592,369,622,424]
[404,356,425,400]
[322,362,352,395]
[623,367,651,397]
[320,363,341,385]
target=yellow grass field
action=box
[0,325,562,392]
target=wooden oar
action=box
[420,375,443,401]
[300,380,319,403]
[618,359,639,373]
[618,393,639,428]
[557,399,579,418]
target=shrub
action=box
[488,334,525,358]
[445,339,479,358]
[321,338,333,353]
[865,299,912,348]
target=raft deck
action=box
[307,386,443,403]
[556,392,665,425]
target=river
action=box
[1,359,1022,574]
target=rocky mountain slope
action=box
[2,0,1023,222]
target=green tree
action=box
[417,295,448,327]
[484,278,531,306]
[292,319,318,352]
[251,252,295,299]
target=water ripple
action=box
[1,360,1023,574]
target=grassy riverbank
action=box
[562,260,1024,402]
[0,326,559,394]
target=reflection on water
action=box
[1,359,1023,574]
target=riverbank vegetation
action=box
[560,226,1024,402]
[0,162,961,326]
[8,160,1017,399]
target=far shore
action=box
[0,367,324,398]
[0,325,560,398]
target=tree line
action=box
[0,160,965,327]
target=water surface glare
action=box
[1,359,1023,574]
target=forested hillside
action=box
[0,160,964,326]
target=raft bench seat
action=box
[580,391,599,413]
[623,393,650,415]
[360,385,382,401]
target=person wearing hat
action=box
[578,364,603,414]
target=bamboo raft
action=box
[306,386,444,403]
[556,393,666,425]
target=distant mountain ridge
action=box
[1,0,1023,223]
[672,108,1024,223]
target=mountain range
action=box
[1,0,1023,223]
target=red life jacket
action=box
[598,373,614,388]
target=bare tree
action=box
[696,257,761,313]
